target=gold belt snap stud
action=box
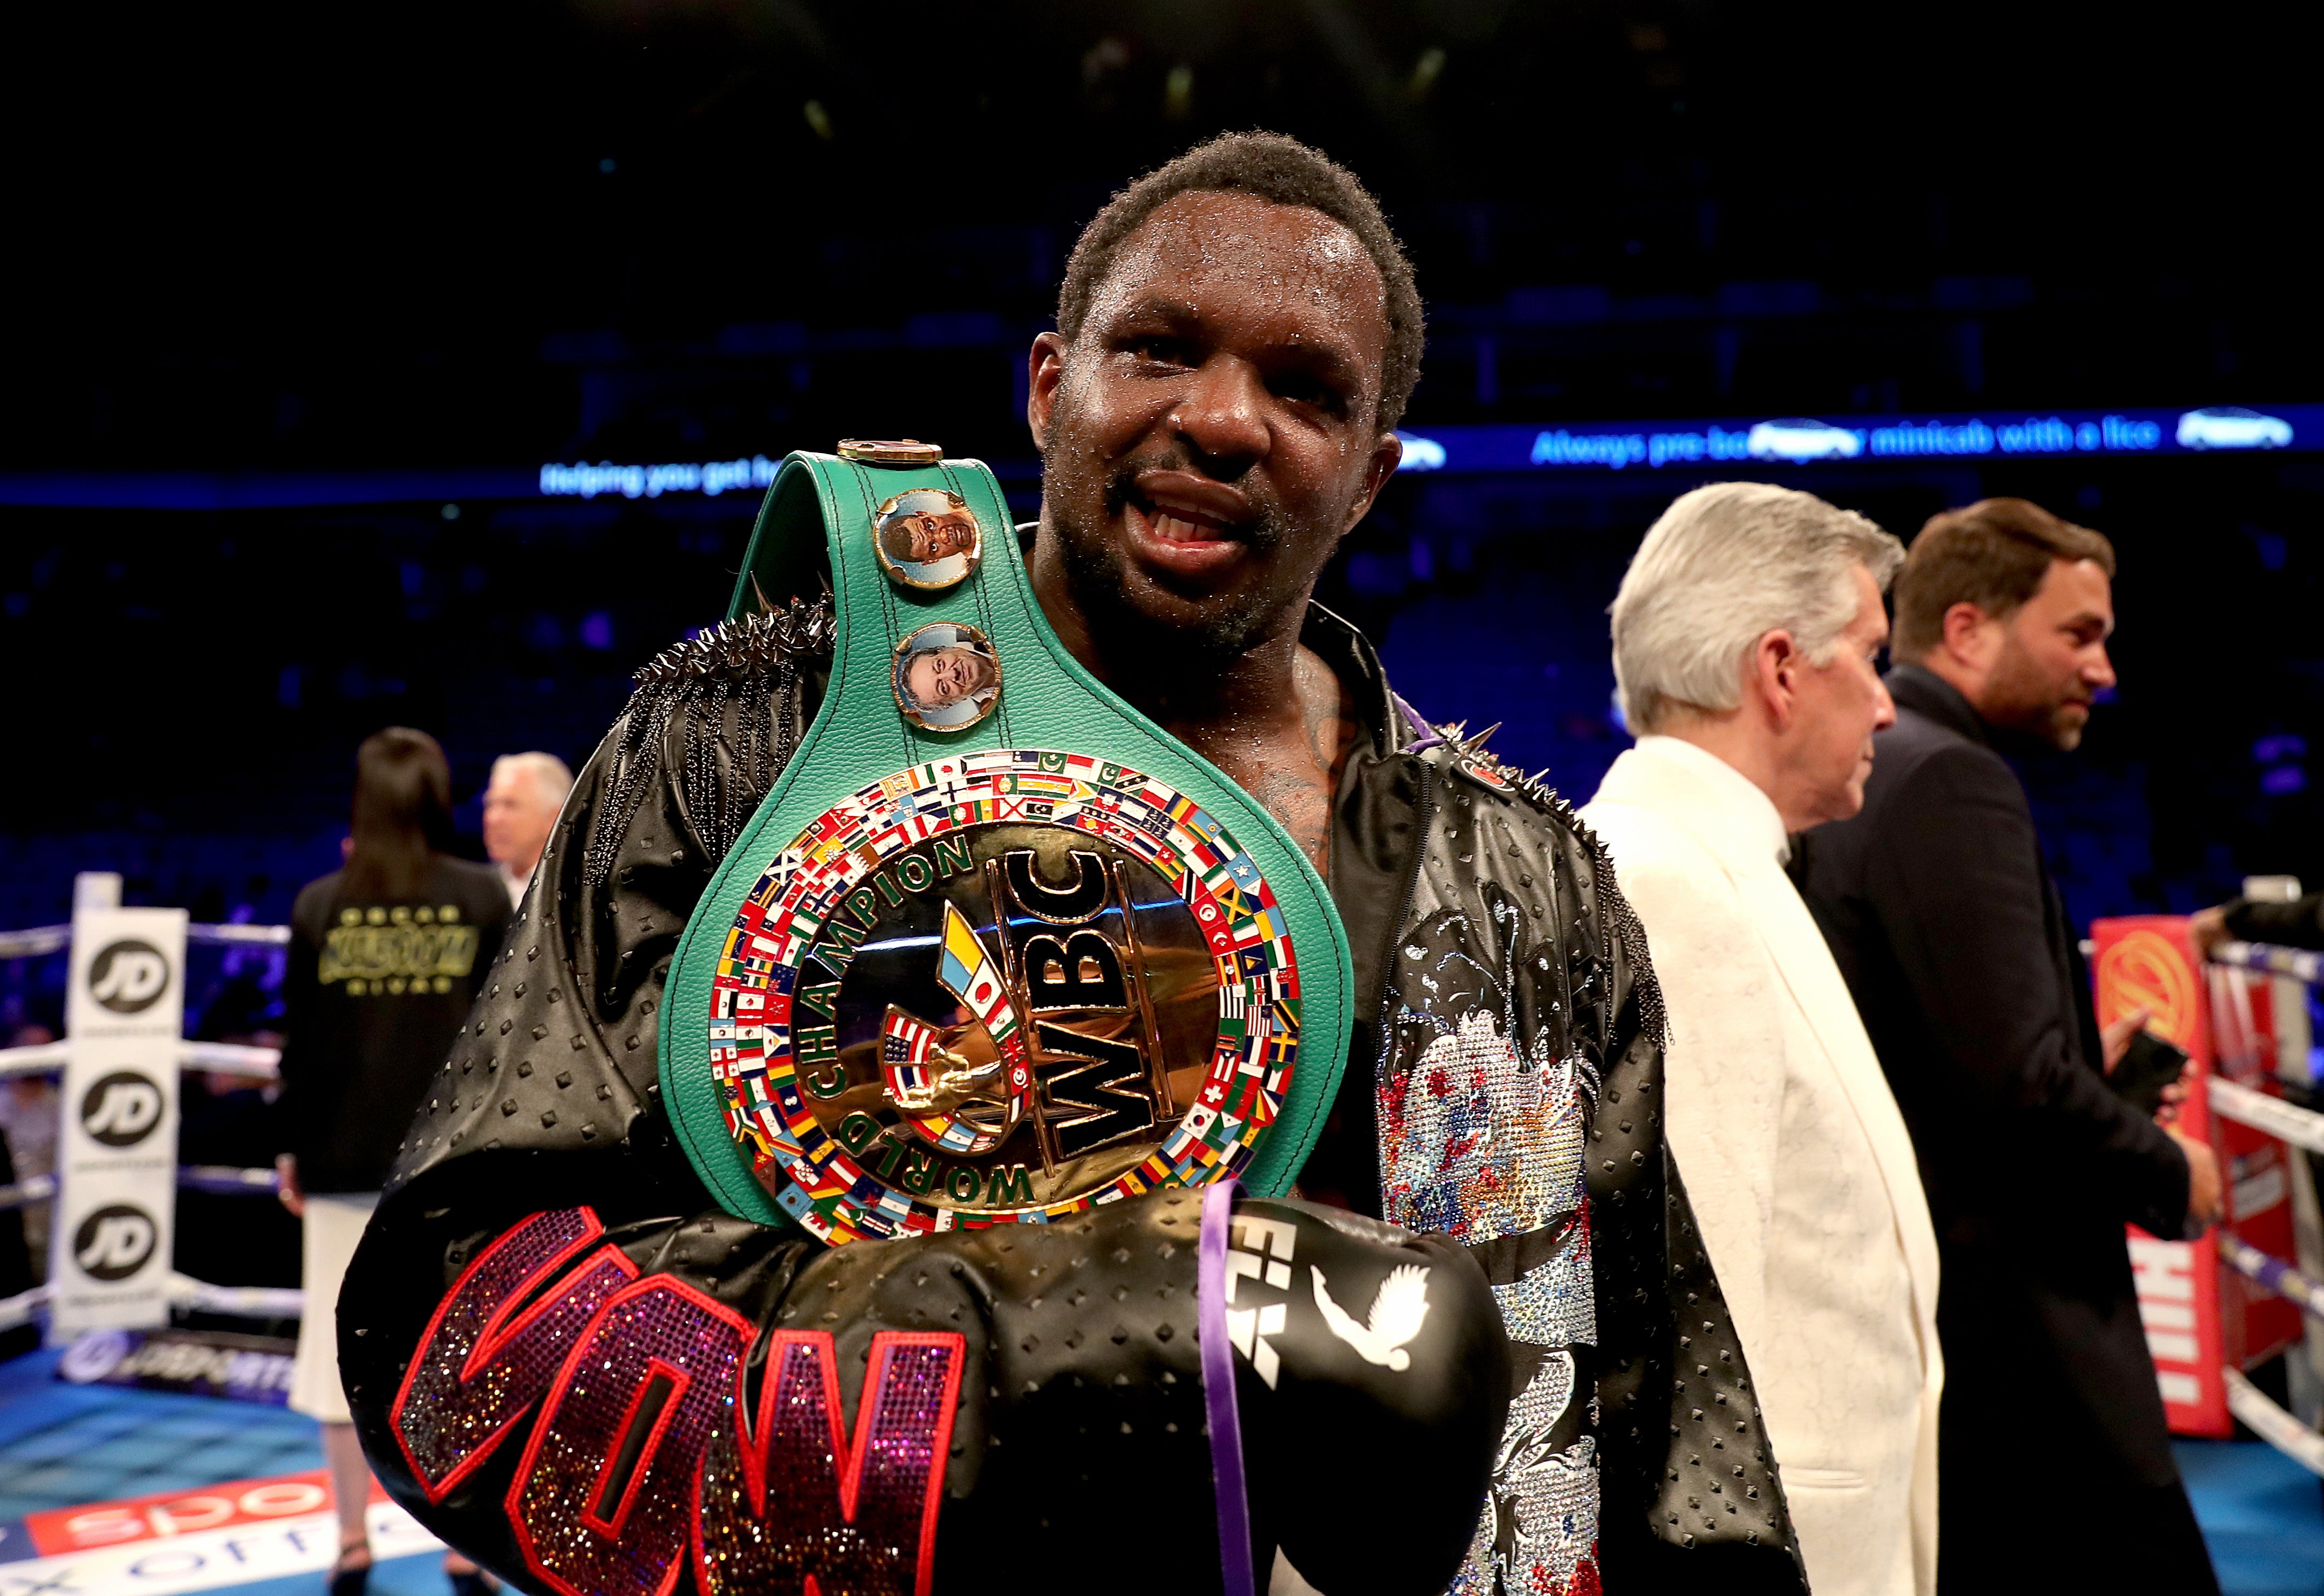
[837,438,944,467]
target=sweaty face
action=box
[1789,564,1897,827]
[905,645,992,708]
[1980,558,2116,750]
[1029,189,1400,659]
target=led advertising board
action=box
[1387,404,2320,477]
[1,405,2314,511]
[526,404,2319,499]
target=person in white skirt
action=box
[275,728,508,1595]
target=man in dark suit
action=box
[1792,497,2225,1593]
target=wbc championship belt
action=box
[660,442,1354,1243]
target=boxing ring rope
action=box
[0,921,287,962]
[0,927,70,961]
[2211,1076,2324,1157]
[2192,938,2324,1477]
[0,1039,280,1081]
[0,1166,285,1210]
[2219,1234,2324,1322]
[0,1039,71,1076]
[0,915,299,1340]
[0,1276,306,1335]
[2225,1368,2324,1477]
[2212,939,2324,987]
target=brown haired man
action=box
[1793,498,2223,1594]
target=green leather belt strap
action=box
[658,449,1352,1240]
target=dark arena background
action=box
[4,4,2324,1590]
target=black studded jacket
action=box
[339,595,1807,1596]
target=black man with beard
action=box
[340,134,1808,1596]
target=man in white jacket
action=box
[1582,482,1942,1596]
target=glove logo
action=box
[1225,1213,1297,1388]
[708,750,1309,1244]
[1310,1263,1432,1371]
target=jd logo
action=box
[88,939,170,1015]
[73,1204,158,1281]
[80,1072,165,1148]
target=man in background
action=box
[1584,484,1940,1595]
[1792,497,2223,1593]
[0,1028,60,1282]
[0,1029,53,1355]
[481,750,572,906]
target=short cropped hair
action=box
[1611,483,1905,734]
[1055,131,1425,431]
[1892,498,2116,656]
[493,751,574,811]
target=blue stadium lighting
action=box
[1393,431,1448,471]
[1,405,2313,510]
[1748,420,1861,462]
[521,404,2306,495]
[537,454,784,501]
[2178,406,2295,450]
[1388,403,2314,477]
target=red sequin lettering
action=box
[582,1358,693,1538]
[692,1330,965,1596]
[511,1276,751,1596]
[393,1207,640,1501]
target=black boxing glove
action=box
[1220,1198,1510,1594]
[358,1186,1504,1596]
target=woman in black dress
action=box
[276,728,507,1594]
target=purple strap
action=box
[1394,693,1444,753]
[1199,1179,1256,1596]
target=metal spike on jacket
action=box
[583,596,836,892]
[1436,717,1667,1052]
[629,598,836,687]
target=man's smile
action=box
[1123,469,1258,578]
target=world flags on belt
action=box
[705,748,1309,1244]
[881,1007,941,1091]
[935,901,1022,1047]
[881,1004,1002,1157]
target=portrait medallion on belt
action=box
[873,488,983,592]
[893,621,1003,732]
[705,749,1308,1243]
